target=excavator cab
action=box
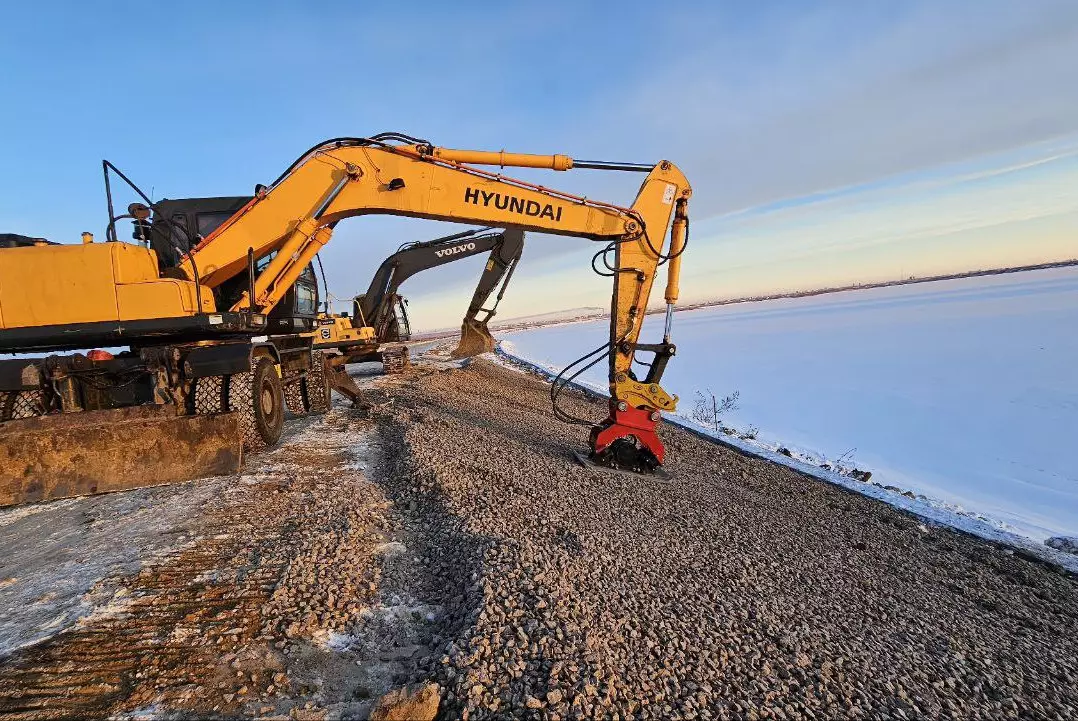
[386,295,411,342]
[149,197,321,334]
[353,293,411,343]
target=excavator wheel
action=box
[228,356,284,453]
[283,375,308,418]
[191,375,226,415]
[302,353,332,414]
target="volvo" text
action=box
[434,242,477,258]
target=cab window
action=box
[296,285,317,315]
[170,213,189,246]
[195,211,235,238]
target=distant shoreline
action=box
[672,258,1078,314]
[414,258,1078,338]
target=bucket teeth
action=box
[451,319,496,358]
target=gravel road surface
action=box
[1,350,1076,720]
[379,356,1078,721]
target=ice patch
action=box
[109,705,164,721]
[0,479,226,657]
[1046,537,1078,555]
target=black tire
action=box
[284,376,308,418]
[302,353,331,414]
[1,390,44,420]
[228,356,284,453]
[191,375,226,415]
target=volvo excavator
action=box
[352,226,524,357]
[312,227,526,403]
[0,133,690,506]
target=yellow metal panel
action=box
[608,165,691,380]
[0,244,120,328]
[0,243,214,329]
[116,279,214,319]
[109,243,165,284]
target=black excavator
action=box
[353,226,525,356]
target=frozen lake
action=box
[503,267,1078,543]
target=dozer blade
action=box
[451,318,496,358]
[325,355,364,405]
[0,406,242,507]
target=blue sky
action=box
[1,1,1076,329]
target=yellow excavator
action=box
[0,133,690,505]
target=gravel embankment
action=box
[378,358,1078,721]
[1,353,1076,720]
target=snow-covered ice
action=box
[0,479,231,657]
[503,266,1078,547]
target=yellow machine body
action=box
[0,142,689,386]
[0,135,691,497]
[309,314,377,349]
[0,241,214,329]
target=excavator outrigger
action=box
[0,133,690,505]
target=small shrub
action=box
[690,389,739,435]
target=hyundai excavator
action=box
[0,133,690,506]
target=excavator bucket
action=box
[0,406,242,507]
[452,318,497,358]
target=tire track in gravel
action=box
[0,393,440,721]
[377,358,1078,721]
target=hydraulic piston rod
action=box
[663,198,689,341]
[412,146,655,174]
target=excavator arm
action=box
[178,136,690,472]
[452,228,524,358]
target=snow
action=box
[0,479,231,657]
[501,266,1078,555]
